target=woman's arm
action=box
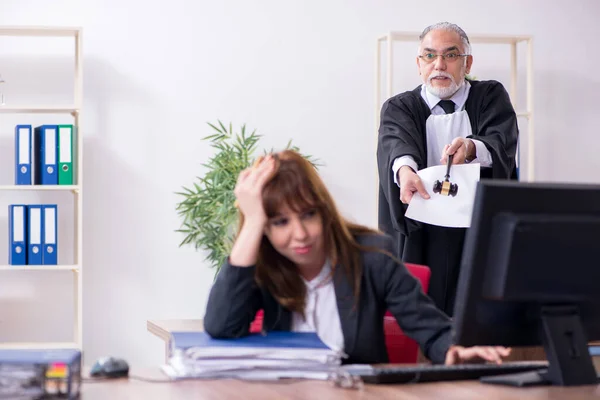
[376,235,454,364]
[203,259,262,338]
[377,235,510,364]
[204,155,277,338]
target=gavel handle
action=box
[445,154,454,180]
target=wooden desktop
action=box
[80,369,600,400]
[88,318,598,400]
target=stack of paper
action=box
[405,163,481,228]
[162,331,343,381]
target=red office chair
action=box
[249,262,431,364]
[384,262,431,364]
[250,310,264,333]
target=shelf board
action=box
[0,342,79,350]
[0,265,79,271]
[0,185,79,191]
[0,105,78,114]
[0,26,81,37]
[381,32,532,45]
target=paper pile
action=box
[161,331,343,381]
[405,163,481,228]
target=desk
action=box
[80,369,600,400]
[139,319,600,399]
[147,319,204,362]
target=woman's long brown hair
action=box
[237,150,381,317]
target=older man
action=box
[377,22,518,316]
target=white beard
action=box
[425,72,465,99]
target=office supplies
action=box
[57,124,73,185]
[34,125,58,185]
[0,348,81,399]
[27,205,43,265]
[8,204,27,265]
[90,357,129,378]
[355,361,549,384]
[433,154,458,196]
[42,204,58,265]
[0,25,84,353]
[172,331,333,352]
[164,331,341,380]
[453,180,600,386]
[15,124,32,185]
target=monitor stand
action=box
[481,305,598,387]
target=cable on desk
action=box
[83,375,332,385]
[82,375,174,384]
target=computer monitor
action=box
[453,180,600,387]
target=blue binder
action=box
[8,205,27,265]
[15,125,32,185]
[42,205,58,265]
[27,205,43,265]
[34,125,58,185]
[170,331,331,351]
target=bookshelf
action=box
[0,26,82,350]
[375,31,534,181]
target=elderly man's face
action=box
[416,29,473,99]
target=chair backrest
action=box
[250,311,264,333]
[384,262,431,364]
[249,262,432,364]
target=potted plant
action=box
[175,121,320,277]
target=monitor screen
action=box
[452,180,600,386]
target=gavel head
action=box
[433,180,458,197]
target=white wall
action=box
[0,0,598,367]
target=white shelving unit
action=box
[0,26,83,350]
[375,31,534,181]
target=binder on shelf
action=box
[34,125,58,185]
[27,205,43,265]
[15,125,32,185]
[8,205,27,265]
[57,125,73,185]
[42,204,58,265]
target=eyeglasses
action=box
[418,53,469,64]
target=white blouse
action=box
[290,261,345,353]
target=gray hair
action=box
[418,22,471,55]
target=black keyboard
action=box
[359,361,549,384]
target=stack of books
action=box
[162,331,344,381]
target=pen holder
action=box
[433,154,459,197]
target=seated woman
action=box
[204,150,510,365]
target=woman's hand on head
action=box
[444,345,511,365]
[234,154,277,225]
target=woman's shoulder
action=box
[352,231,403,287]
[353,231,395,251]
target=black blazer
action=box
[204,233,453,364]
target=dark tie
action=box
[438,100,455,114]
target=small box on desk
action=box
[0,348,81,399]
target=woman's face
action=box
[264,204,326,271]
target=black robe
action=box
[376,79,518,315]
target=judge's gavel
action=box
[433,154,459,197]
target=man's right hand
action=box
[398,165,430,204]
